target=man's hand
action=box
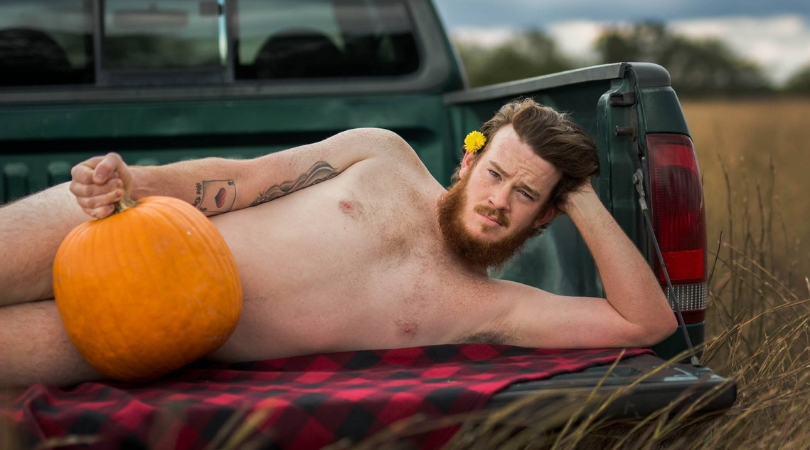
[549,179,597,222]
[558,181,597,216]
[69,153,134,219]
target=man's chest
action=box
[212,163,439,296]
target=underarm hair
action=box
[456,330,512,346]
[250,161,339,207]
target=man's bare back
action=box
[0,101,678,388]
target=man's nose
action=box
[488,185,510,210]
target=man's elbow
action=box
[633,314,678,347]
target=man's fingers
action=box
[92,153,125,184]
[70,177,123,199]
[75,185,124,211]
[70,156,104,186]
[70,153,134,219]
[84,205,115,220]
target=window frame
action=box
[94,0,233,87]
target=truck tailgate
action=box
[490,353,736,418]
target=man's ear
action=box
[458,151,476,180]
[533,205,557,229]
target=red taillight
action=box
[647,134,707,323]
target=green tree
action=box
[454,30,576,88]
[784,62,810,93]
[595,22,772,97]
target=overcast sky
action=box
[433,0,810,86]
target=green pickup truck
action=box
[0,0,734,421]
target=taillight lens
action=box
[647,134,707,323]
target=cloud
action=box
[451,27,517,48]
[434,0,810,29]
[546,21,603,64]
[450,22,606,64]
[670,15,810,85]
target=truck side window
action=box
[235,0,419,80]
[0,0,94,87]
[103,0,224,70]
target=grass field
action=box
[685,99,810,294]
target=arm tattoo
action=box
[250,161,339,207]
[193,179,236,214]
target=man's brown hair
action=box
[455,98,600,215]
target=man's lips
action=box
[477,211,503,226]
[473,205,509,227]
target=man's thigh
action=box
[0,300,102,388]
[0,183,90,306]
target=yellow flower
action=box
[464,131,486,153]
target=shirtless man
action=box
[0,99,677,387]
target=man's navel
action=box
[395,319,419,340]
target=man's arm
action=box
[70,128,412,218]
[504,184,678,348]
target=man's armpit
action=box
[455,330,514,346]
[250,161,338,207]
[193,179,236,214]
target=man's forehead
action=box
[483,141,555,177]
[480,131,561,191]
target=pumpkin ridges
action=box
[110,213,146,379]
[151,197,239,377]
[172,197,242,329]
[96,206,139,380]
[76,210,137,380]
[150,202,202,371]
[120,204,168,380]
[56,221,125,378]
[176,202,242,342]
[151,199,238,360]
[128,199,212,378]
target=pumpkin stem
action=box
[113,194,138,214]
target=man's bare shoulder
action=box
[338,128,445,195]
[368,129,437,170]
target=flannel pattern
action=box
[1,344,651,449]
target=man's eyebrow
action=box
[518,183,541,198]
[490,161,542,198]
[490,161,511,177]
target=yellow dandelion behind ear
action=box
[464,131,486,153]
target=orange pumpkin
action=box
[53,196,242,382]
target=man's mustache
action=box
[473,205,509,227]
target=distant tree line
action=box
[454,21,810,97]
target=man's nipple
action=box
[338,199,362,217]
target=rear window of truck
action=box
[236,0,419,79]
[0,0,94,87]
[0,0,420,88]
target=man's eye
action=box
[488,169,500,179]
[519,190,534,200]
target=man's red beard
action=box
[437,175,538,270]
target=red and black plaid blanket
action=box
[1,344,651,449]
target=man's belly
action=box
[203,181,450,362]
